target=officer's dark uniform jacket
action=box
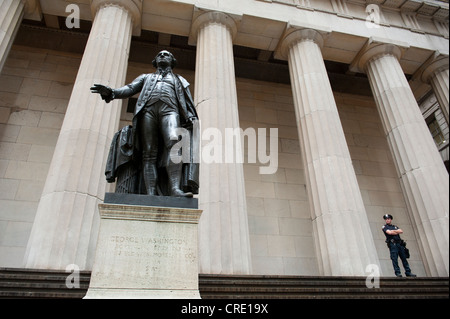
[107,70,200,194]
[382,224,403,243]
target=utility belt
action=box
[386,238,406,247]
[386,239,410,258]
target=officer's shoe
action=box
[406,273,417,277]
[395,274,403,277]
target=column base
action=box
[84,199,202,299]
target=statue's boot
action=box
[142,160,157,195]
[167,163,193,198]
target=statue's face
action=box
[155,50,174,67]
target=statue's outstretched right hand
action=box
[90,84,114,103]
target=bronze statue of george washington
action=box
[91,50,199,198]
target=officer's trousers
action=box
[389,242,412,276]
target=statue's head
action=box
[152,50,177,69]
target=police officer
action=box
[382,214,416,277]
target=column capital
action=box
[188,9,240,45]
[350,38,408,73]
[275,27,327,61]
[91,0,142,36]
[420,53,449,83]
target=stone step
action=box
[199,275,449,287]
[0,268,447,299]
[198,274,448,299]
[198,287,449,299]
[0,268,90,299]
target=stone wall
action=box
[0,46,78,267]
[237,78,317,275]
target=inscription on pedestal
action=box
[108,233,197,287]
[111,235,193,260]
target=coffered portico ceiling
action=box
[28,0,448,75]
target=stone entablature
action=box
[23,0,448,78]
[256,0,448,21]
[258,0,449,36]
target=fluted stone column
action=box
[24,0,141,270]
[0,0,25,72]
[422,55,449,124]
[190,11,252,274]
[356,43,449,276]
[277,29,379,276]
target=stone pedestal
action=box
[84,201,202,299]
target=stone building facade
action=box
[0,0,448,277]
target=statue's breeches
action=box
[138,100,181,165]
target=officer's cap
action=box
[383,214,393,220]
